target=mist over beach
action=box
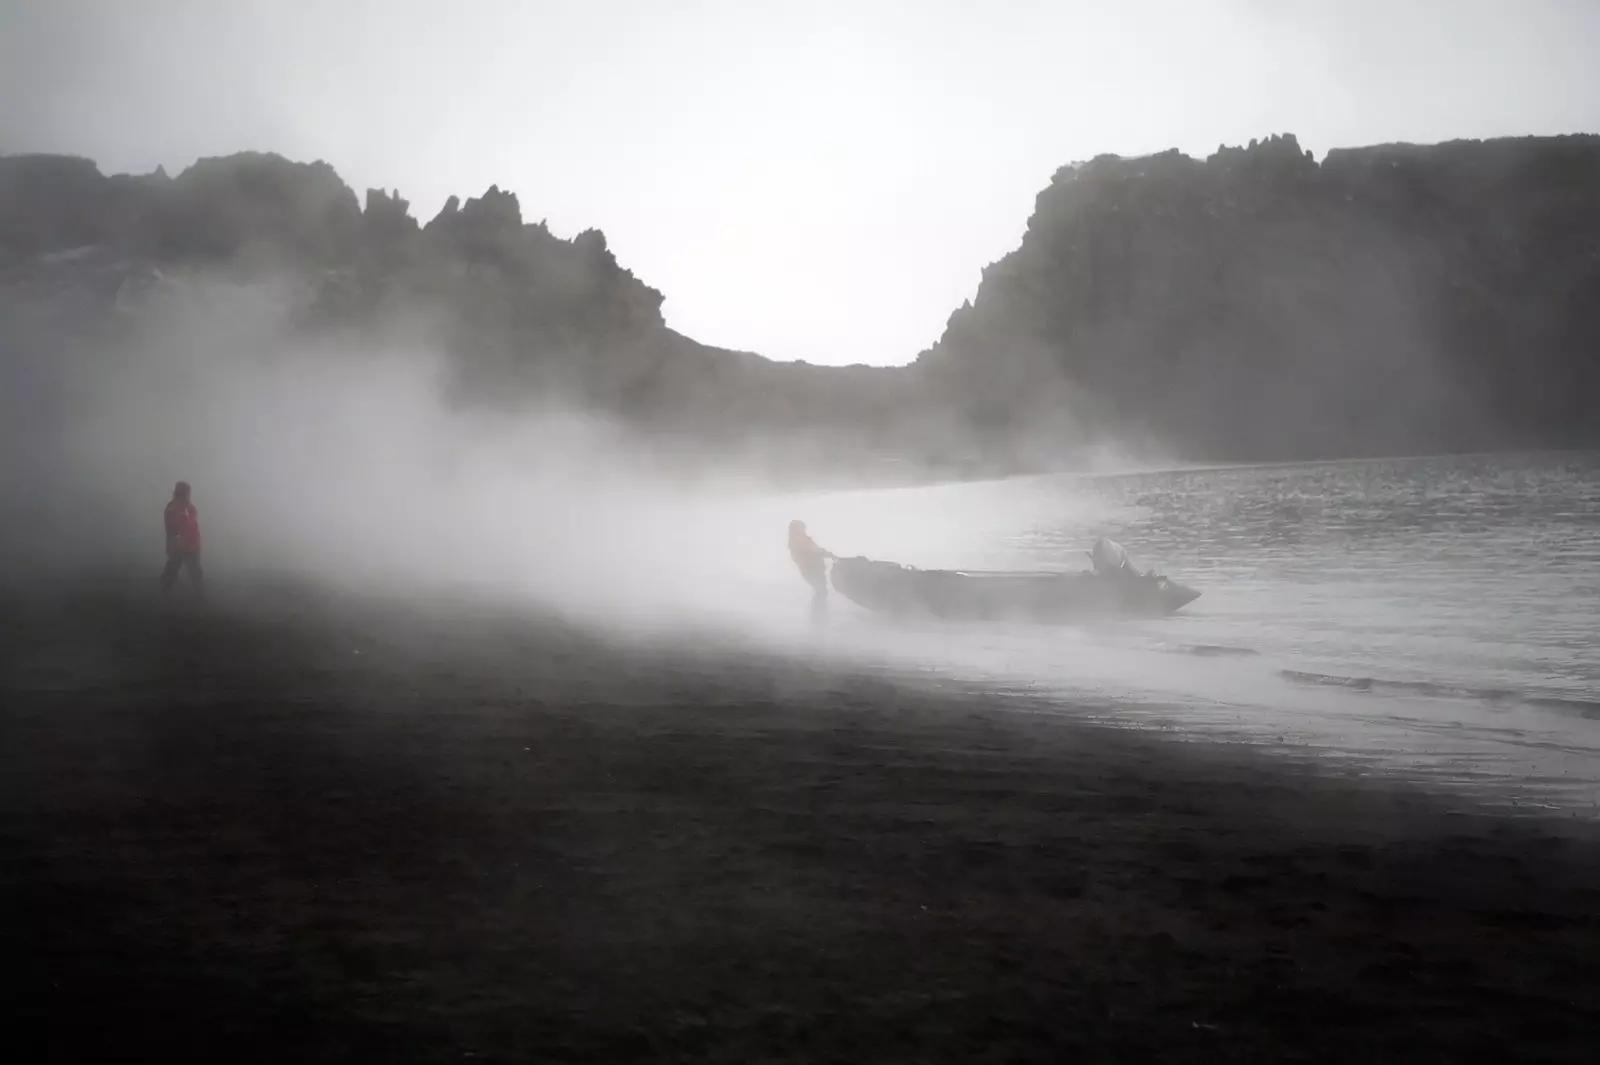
[4,1,1600,1060]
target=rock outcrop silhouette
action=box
[4,135,1599,477]
[0,151,918,483]
[914,133,1600,462]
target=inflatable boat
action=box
[828,552,1200,623]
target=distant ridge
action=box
[5,132,1598,473]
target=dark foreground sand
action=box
[4,579,1599,1063]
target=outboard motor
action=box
[1090,537,1135,576]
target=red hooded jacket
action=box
[165,498,202,553]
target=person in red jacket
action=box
[160,480,204,594]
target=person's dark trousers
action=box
[160,550,204,593]
[802,567,828,624]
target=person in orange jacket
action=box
[160,480,205,594]
[788,519,834,622]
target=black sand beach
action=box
[4,579,1599,1063]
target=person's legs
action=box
[183,552,205,593]
[159,553,183,592]
[806,569,828,625]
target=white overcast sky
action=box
[3,0,1597,365]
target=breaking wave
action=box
[1278,669,1600,720]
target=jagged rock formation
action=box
[0,151,924,483]
[915,133,1600,462]
[5,135,1599,478]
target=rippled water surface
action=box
[785,452,1600,812]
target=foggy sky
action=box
[3,0,1597,367]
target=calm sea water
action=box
[771,452,1600,812]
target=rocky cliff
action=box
[914,133,1600,462]
[5,135,1598,477]
[0,151,928,483]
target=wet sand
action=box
[4,579,1599,1062]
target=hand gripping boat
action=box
[828,543,1200,624]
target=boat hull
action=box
[829,557,1200,623]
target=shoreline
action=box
[5,582,1600,1061]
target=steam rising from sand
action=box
[1,267,1188,715]
[13,272,1599,813]
[0,273,1049,658]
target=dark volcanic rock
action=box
[4,134,1599,475]
[914,133,1600,462]
[0,154,115,253]
[0,150,923,484]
